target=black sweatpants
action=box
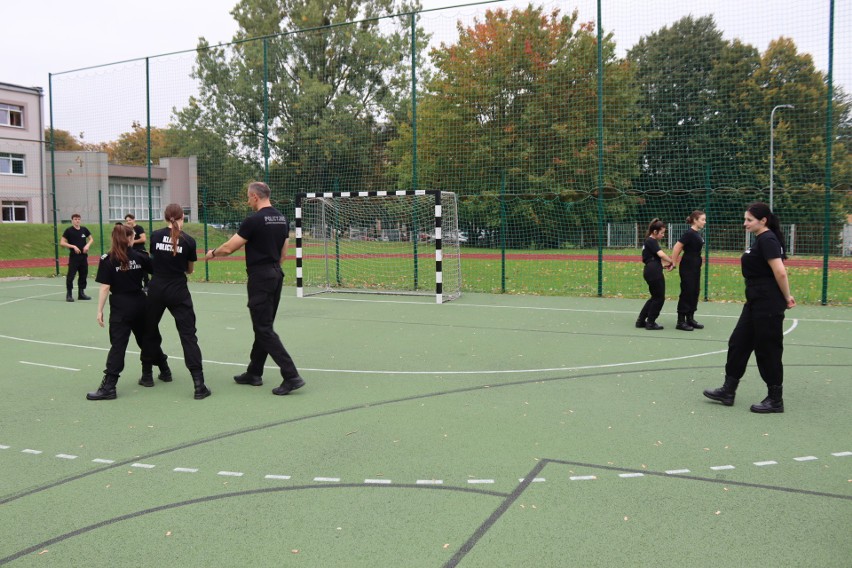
[725,280,786,386]
[144,276,201,372]
[66,255,89,294]
[676,257,702,315]
[639,260,665,323]
[103,291,147,380]
[244,264,299,380]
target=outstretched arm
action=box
[205,233,248,260]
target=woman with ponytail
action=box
[142,204,211,399]
[636,219,674,330]
[86,224,153,400]
[671,210,707,331]
[703,202,795,413]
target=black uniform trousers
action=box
[639,260,665,323]
[676,257,701,315]
[103,291,147,379]
[725,279,786,386]
[66,255,88,294]
[245,264,299,379]
[144,276,201,372]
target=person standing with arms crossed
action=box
[60,213,93,302]
[671,210,707,331]
[703,202,795,413]
[125,213,149,292]
[141,203,210,399]
[86,224,153,400]
[635,219,674,330]
[205,181,305,396]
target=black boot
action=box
[138,363,154,387]
[78,291,92,300]
[158,361,173,382]
[66,293,74,302]
[750,385,784,413]
[645,321,664,330]
[703,376,739,406]
[635,319,646,329]
[687,312,704,329]
[234,372,263,386]
[87,375,118,400]
[191,372,212,400]
[676,313,694,331]
[272,375,306,396]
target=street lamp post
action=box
[770,104,794,211]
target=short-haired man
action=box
[205,182,305,396]
[60,213,94,302]
[125,213,149,291]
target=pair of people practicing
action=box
[86,205,211,401]
[636,211,706,331]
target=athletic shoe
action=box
[635,320,646,328]
[687,319,704,329]
[234,373,263,386]
[272,376,305,396]
[138,373,154,387]
[676,322,694,331]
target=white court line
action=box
[22,449,42,455]
[20,361,79,371]
[218,471,244,477]
[131,463,155,469]
[570,475,597,481]
[467,479,494,484]
[174,468,199,473]
[665,469,690,475]
[265,474,291,480]
[793,456,818,462]
[832,451,852,457]
[754,461,778,466]
[0,291,65,307]
[710,465,735,471]
[619,473,645,478]
[314,477,340,482]
[55,454,78,460]
[365,479,392,484]
[416,479,443,485]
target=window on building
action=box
[0,153,25,175]
[0,103,24,127]
[108,183,162,221]
[2,201,28,222]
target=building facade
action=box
[0,82,46,223]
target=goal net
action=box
[295,190,462,303]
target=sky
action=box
[4,0,848,126]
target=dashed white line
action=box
[92,458,115,464]
[313,477,340,482]
[619,473,645,478]
[0,445,10,450]
[174,468,199,473]
[710,465,735,471]
[793,456,818,462]
[55,454,77,460]
[570,475,597,481]
[665,469,690,475]
[467,479,495,484]
[416,479,443,485]
[21,449,42,455]
[218,471,244,477]
[131,463,155,469]
[265,474,291,480]
[365,479,392,484]
[518,478,546,483]
[832,451,851,457]
[754,461,778,466]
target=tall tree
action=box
[179,0,425,200]
[390,5,643,246]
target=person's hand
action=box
[786,296,796,309]
[83,246,89,253]
[97,311,104,327]
[73,246,81,254]
[205,249,215,261]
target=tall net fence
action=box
[47,0,851,304]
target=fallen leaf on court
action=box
[291,549,299,554]
[715,511,721,515]
[345,431,358,436]
[38,550,48,555]
[165,531,172,536]
[443,544,450,549]
[624,516,629,521]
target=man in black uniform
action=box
[205,181,305,396]
[60,213,94,302]
[125,213,149,291]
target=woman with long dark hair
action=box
[636,219,674,330]
[142,203,211,399]
[671,210,707,331]
[703,202,795,413]
[86,224,153,400]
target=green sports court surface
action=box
[0,278,849,567]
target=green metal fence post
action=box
[596,0,605,297]
[704,165,711,301]
[821,0,835,306]
[500,170,506,293]
[263,38,270,184]
[146,58,153,234]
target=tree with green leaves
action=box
[175,0,425,204]
[390,5,643,247]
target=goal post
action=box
[295,190,462,303]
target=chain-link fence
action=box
[47,0,851,304]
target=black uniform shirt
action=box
[150,227,197,277]
[741,231,784,279]
[642,237,661,264]
[62,225,91,256]
[131,224,146,252]
[238,206,289,268]
[677,228,704,257]
[95,249,152,293]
